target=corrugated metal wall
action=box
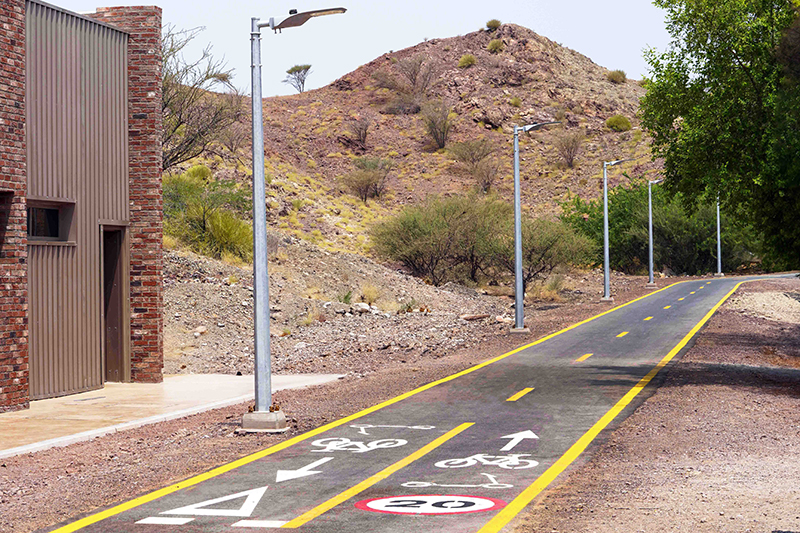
[26,0,130,399]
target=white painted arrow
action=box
[500,430,539,452]
[275,457,334,483]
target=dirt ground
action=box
[513,277,800,533]
[1,275,797,533]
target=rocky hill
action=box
[198,22,660,254]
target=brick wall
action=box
[90,6,164,383]
[0,0,28,411]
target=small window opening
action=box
[28,207,60,238]
[26,200,75,243]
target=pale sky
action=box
[61,0,671,97]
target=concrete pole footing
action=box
[241,410,289,433]
[600,296,615,304]
[714,273,725,277]
[645,283,658,289]
[510,327,531,334]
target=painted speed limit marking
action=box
[355,494,505,515]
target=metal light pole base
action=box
[510,327,530,334]
[645,282,658,289]
[714,273,725,277]
[241,409,289,433]
[600,296,615,304]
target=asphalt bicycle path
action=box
[44,275,787,533]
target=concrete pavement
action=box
[0,373,343,459]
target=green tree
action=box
[161,26,243,172]
[640,0,800,268]
[283,64,312,93]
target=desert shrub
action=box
[488,217,594,294]
[382,93,422,115]
[421,99,454,149]
[554,107,567,121]
[606,114,632,132]
[205,209,253,262]
[360,284,380,305]
[449,138,495,170]
[487,39,505,54]
[509,96,522,108]
[163,164,252,262]
[337,290,353,304]
[554,130,585,168]
[560,184,757,275]
[458,54,477,68]
[340,170,385,204]
[486,19,501,31]
[346,116,370,149]
[473,159,500,194]
[371,195,589,287]
[372,54,440,114]
[607,69,627,84]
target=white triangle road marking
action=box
[161,486,268,517]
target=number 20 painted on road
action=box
[355,495,506,515]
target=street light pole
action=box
[511,122,558,333]
[715,195,724,277]
[243,8,346,433]
[601,159,627,302]
[647,178,663,288]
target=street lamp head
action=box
[650,178,664,185]
[604,158,630,167]
[266,7,347,31]
[520,121,560,133]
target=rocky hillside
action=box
[195,22,659,254]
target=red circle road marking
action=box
[355,495,506,515]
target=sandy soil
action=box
[512,277,800,533]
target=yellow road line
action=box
[663,305,671,310]
[281,423,474,528]
[50,281,689,533]
[507,388,535,401]
[616,331,629,337]
[476,281,746,533]
[699,286,704,289]
[706,281,712,284]
[678,297,685,301]
[690,291,696,294]
[574,353,593,363]
[644,316,653,321]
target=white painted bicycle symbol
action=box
[402,473,513,489]
[350,424,435,436]
[311,437,408,453]
[434,454,539,470]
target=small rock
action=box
[217,322,225,328]
[353,303,371,314]
[459,313,490,321]
[193,326,207,335]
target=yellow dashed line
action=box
[706,281,712,284]
[644,316,653,321]
[616,331,629,338]
[663,305,671,309]
[699,286,704,289]
[574,353,593,363]
[678,298,685,301]
[506,388,535,402]
[690,291,696,294]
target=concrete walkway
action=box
[0,373,343,459]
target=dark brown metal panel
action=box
[26,1,130,399]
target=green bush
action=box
[486,19,501,32]
[458,54,477,68]
[487,39,505,54]
[560,184,758,275]
[341,156,393,203]
[605,114,632,132]
[371,195,591,287]
[509,96,522,108]
[607,69,627,84]
[162,165,253,262]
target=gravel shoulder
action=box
[513,277,800,533]
[1,260,670,533]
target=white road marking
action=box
[350,424,435,436]
[310,437,407,453]
[276,457,334,483]
[500,430,539,451]
[356,494,505,515]
[402,473,513,489]
[136,517,194,525]
[231,520,288,528]
[435,454,539,470]
[161,486,267,517]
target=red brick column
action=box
[0,0,28,411]
[90,6,164,383]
